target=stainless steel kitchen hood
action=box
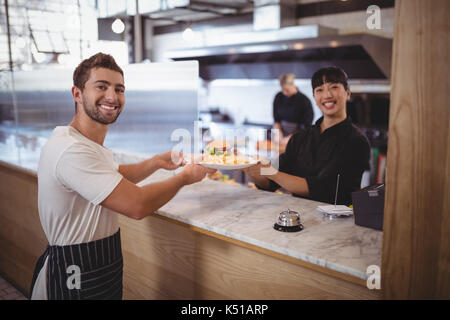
[166,26,392,81]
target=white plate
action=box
[199,159,258,170]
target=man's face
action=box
[281,84,297,98]
[78,67,125,125]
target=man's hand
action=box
[180,163,216,185]
[154,151,185,171]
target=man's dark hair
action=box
[72,53,123,111]
[311,66,349,92]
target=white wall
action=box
[203,79,320,125]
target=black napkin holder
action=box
[351,184,385,231]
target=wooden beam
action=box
[296,0,395,19]
[382,0,450,299]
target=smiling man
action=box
[244,66,370,205]
[29,53,214,300]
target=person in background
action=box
[30,52,215,300]
[273,73,314,148]
[245,66,370,205]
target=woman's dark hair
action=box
[311,66,349,93]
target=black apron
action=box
[30,229,123,300]
[280,120,301,136]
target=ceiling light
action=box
[111,18,125,34]
[182,27,195,42]
[33,52,46,63]
[31,43,46,63]
[294,43,304,50]
[329,41,339,47]
[57,54,69,64]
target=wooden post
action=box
[382,0,450,299]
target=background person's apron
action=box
[280,120,302,136]
[30,229,123,300]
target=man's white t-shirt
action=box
[31,126,123,299]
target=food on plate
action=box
[205,140,231,156]
[207,170,240,186]
[207,170,223,180]
[256,140,271,151]
[202,140,251,165]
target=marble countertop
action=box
[139,170,382,281]
[1,127,383,281]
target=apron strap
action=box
[29,244,50,298]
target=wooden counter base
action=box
[0,161,380,299]
[120,214,380,299]
[0,162,47,297]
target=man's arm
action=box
[102,164,214,220]
[118,158,160,184]
[273,122,285,139]
[118,151,183,184]
[296,95,314,128]
[273,94,285,138]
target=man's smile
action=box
[98,103,119,111]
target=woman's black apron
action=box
[30,229,123,300]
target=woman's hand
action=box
[242,156,274,189]
[244,155,273,175]
[243,162,263,178]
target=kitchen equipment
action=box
[273,209,304,232]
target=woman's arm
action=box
[268,170,309,197]
[245,162,309,196]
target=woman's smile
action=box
[321,100,337,110]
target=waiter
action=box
[29,52,214,300]
[273,73,314,147]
